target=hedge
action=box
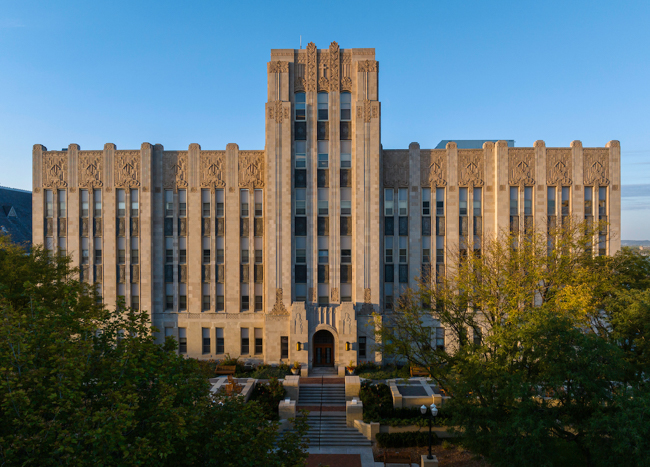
[376,431,439,448]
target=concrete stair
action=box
[298,384,346,407]
[304,412,371,447]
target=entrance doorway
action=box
[313,330,335,367]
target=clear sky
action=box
[1,0,649,239]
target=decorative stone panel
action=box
[131,265,139,283]
[118,265,126,283]
[217,218,225,236]
[58,218,67,237]
[81,218,89,237]
[94,218,102,237]
[114,151,140,188]
[268,100,290,123]
[306,43,317,92]
[241,265,249,283]
[42,152,68,188]
[95,266,102,283]
[238,151,265,189]
[163,151,189,189]
[458,150,485,187]
[420,150,447,187]
[131,218,139,237]
[217,265,224,283]
[203,218,211,236]
[203,265,210,283]
[117,218,126,237]
[331,287,339,303]
[240,218,249,237]
[357,60,378,72]
[329,41,340,92]
[383,151,409,187]
[179,218,187,236]
[268,61,288,73]
[255,264,263,283]
[179,265,187,283]
[78,151,103,188]
[200,151,226,189]
[45,218,53,237]
[356,100,379,123]
[583,149,610,186]
[546,149,572,186]
[254,218,263,236]
[271,288,288,314]
[508,149,535,186]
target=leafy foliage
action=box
[0,236,308,466]
[250,377,286,421]
[376,431,438,448]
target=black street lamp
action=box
[420,403,438,460]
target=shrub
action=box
[376,431,438,448]
[250,377,286,421]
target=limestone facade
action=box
[32,42,621,368]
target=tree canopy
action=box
[0,235,308,466]
[376,223,650,467]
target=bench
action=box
[224,375,242,396]
[215,365,236,375]
[382,451,412,466]
[410,366,429,377]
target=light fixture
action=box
[296,342,301,351]
[430,403,438,417]
[420,404,427,415]
[345,342,351,351]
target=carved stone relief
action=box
[508,148,535,186]
[341,77,352,92]
[383,151,409,187]
[546,149,573,186]
[420,150,447,187]
[200,151,226,189]
[268,101,290,123]
[114,151,141,188]
[269,61,288,73]
[179,218,187,236]
[357,60,378,72]
[583,149,610,186]
[45,218,53,237]
[131,218,139,237]
[356,99,378,123]
[81,218,89,237]
[119,265,126,283]
[42,152,68,189]
[318,76,329,92]
[458,150,485,187]
[239,151,265,189]
[329,41,340,92]
[294,312,304,334]
[163,151,188,189]
[117,218,126,237]
[361,288,373,314]
[306,42,317,92]
[271,288,288,314]
[132,265,139,283]
[78,151,103,188]
[58,218,66,237]
[331,287,339,303]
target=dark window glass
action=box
[384,217,394,236]
[295,265,307,283]
[399,265,408,283]
[399,217,408,236]
[358,337,366,358]
[294,122,307,140]
[295,217,307,236]
[294,169,307,188]
[281,336,289,359]
[385,264,394,283]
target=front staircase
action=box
[294,379,370,447]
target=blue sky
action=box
[1,0,649,239]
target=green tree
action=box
[376,222,649,466]
[0,235,308,466]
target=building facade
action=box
[32,42,621,369]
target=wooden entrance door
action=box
[313,330,335,367]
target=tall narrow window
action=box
[45,190,53,218]
[130,189,139,217]
[340,92,351,120]
[422,188,431,216]
[598,187,607,217]
[295,189,306,216]
[81,237,89,264]
[281,336,289,359]
[436,236,444,264]
[241,284,249,311]
[202,189,210,217]
[131,237,139,264]
[473,188,482,217]
[165,284,173,311]
[423,236,431,263]
[318,141,329,168]
[216,189,225,217]
[524,187,532,216]
[385,237,394,263]
[216,328,224,353]
[80,190,89,218]
[358,336,367,358]
[165,190,174,217]
[295,237,306,264]
[179,284,187,311]
[547,187,556,215]
[58,190,66,217]
[202,284,210,311]
[241,328,250,354]
[510,187,518,216]
[254,328,263,354]
[584,187,593,217]
[459,188,468,216]
[295,141,306,168]
[318,189,328,216]
[240,189,249,217]
[216,284,224,311]
[117,189,125,217]
[179,237,187,264]
[295,92,306,121]
[436,188,445,216]
[179,190,187,217]
[399,237,408,264]
[95,238,102,264]
[317,92,328,121]
[202,328,211,354]
[118,238,126,264]
[384,189,394,216]
[93,189,102,217]
[178,328,187,353]
[398,188,408,216]
[241,238,249,264]
[561,187,570,216]
[203,237,210,263]
[254,189,263,217]
[341,187,351,216]
[165,238,173,264]
[341,141,351,168]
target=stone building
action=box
[32,42,621,370]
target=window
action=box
[295,141,306,168]
[385,237,394,263]
[399,237,407,264]
[241,237,249,264]
[254,328,263,354]
[423,236,431,263]
[217,284,225,311]
[473,187,482,217]
[255,239,263,263]
[58,190,67,217]
[317,92,328,121]
[295,189,306,216]
[341,187,351,216]
[131,189,139,217]
[341,141,351,168]
[341,283,352,302]
[340,92,351,121]
[295,284,307,302]
[241,189,249,217]
[436,188,444,216]
[179,237,187,264]
[319,249,329,264]
[398,188,408,216]
[584,187,593,217]
[255,294,263,311]
[131,238,139,264]
[165,238,173,264]
[241,328,250,354]
[241,284,249,311]
[165,190,174,217]
[178,328,187,353]
[216,189,225,217]
[94,238,102,263]
[281,336,289,359]
[510,187,518,216]
[435,327,445,350]
[179,190,187,217]
[94,189,102,217]
[254,189,263,217]
[45,190,53,218]
[385,283,394,310]
[202,328,211,354]
[459,187,468,216]
[58,238,66,257]
[318,141,329,168]
[341,249,351,264]
[179,285,187,311]
[524,187,532,216]
[203,238,210,263]
[118,241,126,264]
[80,190,89,217]
[295,237,306,264]
[422,188,431,216]
[436,236,444,264]
[598,187,607,217]
[295,92,306,121]
[358,336,367,358]
[216,328,224,353]
[318,189,328,216]
[81,238,89,264]
[217,237,225,263]
[547,187,556,215]
[117,189,126,217]
[165,284,173,310]
[561,186,570,216]
[202,189,210,217]
[202,284,210,311]
[384,189,394,216]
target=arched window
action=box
[317,92,328,121]
[294,93,305,121]
[340,92,351,121]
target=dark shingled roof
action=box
[435,140,515,149]
[0,186,32,247]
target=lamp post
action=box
[420,403,438,460]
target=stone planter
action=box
[291,368,300,375]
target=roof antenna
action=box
[300,35,302,49]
